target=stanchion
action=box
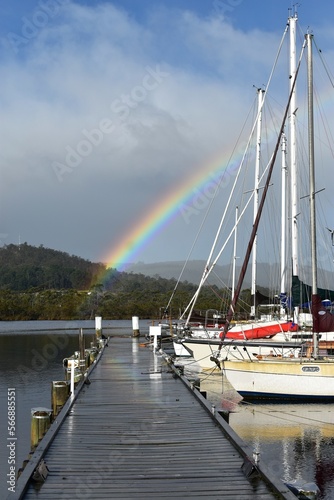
[95,316,102,342]
[132,316,140,337]
[79,328,85,372]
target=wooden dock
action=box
[12,335,295,499]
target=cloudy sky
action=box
[1,0,334,270]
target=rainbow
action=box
[97,46,334,282]
[100,148,242,276]
[98,94,296,279]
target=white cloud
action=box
[0,1,333,264]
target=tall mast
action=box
[307,34,317,295]
[251,88,265,319]
[280,132,288,316]
[306,33,318,358]
[220,61,301,340]
[289,12,299,323]
[232,206,238,299]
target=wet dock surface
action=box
[16,335,295,499]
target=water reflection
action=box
[195,371,334,499]
[0,329,95,500]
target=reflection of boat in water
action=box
[196,371,334,499]
[199,372,334,439]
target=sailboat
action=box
[173,14,303,362]
[215,30,334,401]
[173,113,297,356]
[177,14,334,373]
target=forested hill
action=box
[0,243,104,290]
[0,243,265,320]
[0,243,207,320]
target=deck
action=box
[12,335,295,499]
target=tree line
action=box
[0,243,260,320]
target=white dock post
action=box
[79,328,85,372]
[149,325,161,350]
[69,360,75,397]
[132,316,140,337]
[95,316,102,342]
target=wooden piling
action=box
[51,381,69,417]
[30,409,52,450]
[87,346,98,364]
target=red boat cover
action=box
[311,294,334,332]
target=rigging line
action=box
[313,86,334,161]
[167,99,257,318]
[205,282,226,302]
[197,150,275,288]
[219,39,307,343]
[181,106,260,322]
[182,25,290,325]
[180,353,219,367]
[199,368,221,382]
[313,37,334,88]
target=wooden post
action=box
[132,316,140,337]
[88,346,98,364]
[30,408,52,450]
[51,381,69,417]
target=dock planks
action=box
[18,336,294,499]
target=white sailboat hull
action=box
[173,318,299,359]
[223,358,334,401]
[173,340,191,357]
[179,330,334,367]
[181,338,302,370]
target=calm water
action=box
[1,321,334,499]
[181,362,334,500]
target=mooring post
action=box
[51,381,69,417]
[79,328,85,372]
[68,359,76,397]
[95,316,102,343]
[132,316,140,337]
[30,408,52,450]
[149,325,161,350]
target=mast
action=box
[306,33,319,358]
[289,12,299,324]
[231,206,238,299]
[280,132,288,316]
[219,54,303,340]
[251,88,265,319]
